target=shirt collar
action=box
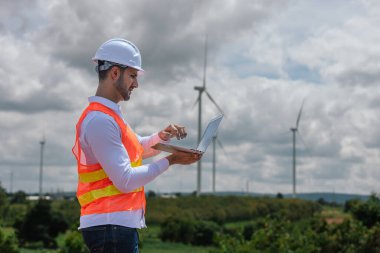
[88,96,122,114]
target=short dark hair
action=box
[97,61,127,81]
[98,70,108,81]
[98,61,108,81]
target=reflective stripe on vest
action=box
[78,161,141,183]
[78,185,143,206]
[72,102,145,216]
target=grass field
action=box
[20,249,58,253]
[319,206,350,224]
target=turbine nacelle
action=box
[194,86,205,92]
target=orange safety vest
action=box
[72,102,146,216]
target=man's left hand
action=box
[158,124,187,141]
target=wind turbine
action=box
[39,135,46,199]
[290,100,305,198]
[212,134,226,193]
[10,169,13,194]
[194,36,224,196]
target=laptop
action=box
[151,114,224,154]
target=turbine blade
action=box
[202,35,208,89]
[296,100,305,129]
[192,95,200,109]
[205,91,224,115]
[297,131,312,156]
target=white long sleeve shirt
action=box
[78,96,169,229]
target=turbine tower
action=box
[290,101,304,198]
[212,134,225,193]
[10,170,13,194]
[194,36,224,196]
[39,135,46,199]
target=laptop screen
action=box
[197,114,224,152]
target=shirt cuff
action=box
[154,132,171,143]
[155,157,170,173]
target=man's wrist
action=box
[158,131,166,141]
[158,131,171,142]
[166,155,175,166]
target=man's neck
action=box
[95,82,120,103]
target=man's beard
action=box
[115,72,130,101]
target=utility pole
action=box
[39,137,46,199]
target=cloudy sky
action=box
[1,0,380,196]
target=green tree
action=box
[10,191,27,204]
[15,199,68,248]
[351,194,380,228]
[0,227,19,253]
[193,220,221,246]
[147,190,156,198]
[59,230,89,253]
[3,203,28,227]
[0,185,9,222]
[160,217,221,246]
[344,198,361,213]
[51,199,80,230]
[364,224,380,253]
[160,218,196,244]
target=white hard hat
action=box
[92,38,144,72]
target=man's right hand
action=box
[158,124,187,141]
[166,151,202,166]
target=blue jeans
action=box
[81,225,139,253]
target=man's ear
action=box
[109,66,120,81]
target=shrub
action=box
[344,199,361,213]
[10,191,27,204]
[0,185,9,223]
[14,199,68,248]
[350,194,380,228]
[243,223,254,241]
[0,227,19,253]
[364,224,380,253]
[212,216,380,253]
[59,230,89,253]
[146,195,320,225]
[160,218,196,244]
[159,217,221,246]
[213,217,321,253]
[51,199,80,229]
[193,220,221,246]
[2,203,28,227]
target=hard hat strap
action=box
[95,61,128,73]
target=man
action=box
[72,38,201,253]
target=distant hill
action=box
[285,192,370,204]
[200,191,370,205]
